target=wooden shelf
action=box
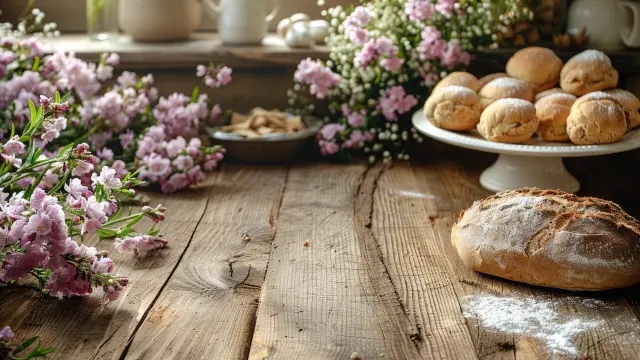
[42,33,329,70]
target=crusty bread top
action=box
[535,88,565,102]
[433,72,482,94]
[535,93,577,109]
[424,85,478,118]
[452,188,640,291]
[478,73,509,88]
[506,47,563,89]
[560,50,619,95]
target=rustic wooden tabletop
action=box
[2,147,640,360]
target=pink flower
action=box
[216,66,233,86]
[378,86,419,121]
[92,256,114,273]
[210,104,223,122]
[405,0,435,22]
[344,6,372,27]
[23,213,53,237]
[435,0,456,17]
[105,53,120,66]
[294,58,341,99]
[97,147,114,161]
[115,235,168,258]
[140,154,172,182]
[355,41,378,68]
[84,196,107,222]
[2,153,21,168]
[347,112,366,127]
[3,136,25,156]
[440,40,471,68]
[348,27,370,45]
[380,57,404,73]
[319,123,346,140]
[111,160,129,178]
[173,155,194,171]
[117,71,137,88]
[0,326,14,342]
[319,140,339,156]
[162,173,189,193]
[92,166,123,189]
[186,165,206,184]
[96,64,113,81]
[196,65,207,77]
[165,137,187,158]
[343,130,373,149]
[20,37,45,57]
[72,160,94,177]
[81,218,102,235]
[120,131,134,149]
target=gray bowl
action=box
[207,115,323,164]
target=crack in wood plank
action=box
[354,164,425,357]
[116,187,214,360]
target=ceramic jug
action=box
[203,0,279,44]
[620,1,640,47]
[119,0,202,42]
[567,0,630,50]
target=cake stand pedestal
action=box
[412,108,640,193]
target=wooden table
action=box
[2,148,640,360]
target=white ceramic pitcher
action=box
[620,1,640,47]
[203,0,279,45]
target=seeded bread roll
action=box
[535,87,565,102]
[506,47,563,92]
[478,72,509,88]
[478,77,535,109]
[535,93,577,141]
[451,188,640,291]
[477,98,539,143]
[605,89,640,130]
[433,72,482,94]
[423,85,482,131]
[566,91,626,144]
[560,50,619,96]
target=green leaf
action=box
[31,56,40,71]
[13,336,38,354]
[191,86,200,103]
[60,91,71,103]
[48,170,71,195]
[28,99,37,127]
[97,228,119,240]
[54,91,61,103]
[25,163,52,198]
[109,207,124,221]
[10,123,15,138]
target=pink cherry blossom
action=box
[405,0,435,22]
[294,58,341,99]
[319,123,346,140]
[23,213,53,237]
[92,166,123,189]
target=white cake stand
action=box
[412,108,640,193]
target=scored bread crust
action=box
[432,72,482,94]
[605,89,640,130]
[566,92,627,144]
[451,188,640,291]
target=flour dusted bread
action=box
[535,87,565,102]
[566,91,626,144]
[451,188,640,291]
[478,77,534,108]
[605,89,640,130]
[424,85,481,131]
[535,93,577,141]
[506,47,563,92]
[433,72,482,94]
[477,98,538,143]
[478,72,509,88]
[560,50,618,96]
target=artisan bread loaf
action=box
[424,85,482,131]
[560,50,618,96]
[451,188,640,291]
[478,72,509,88]
[535,93,577,141]
[433,72,482,94]
[506,47,563,92]
[535,87,565,102]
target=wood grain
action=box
[370,163,477,359]
[249,163,423,359]
[123,165,288,360]
[0,176,215,360]
[412,153,640,360]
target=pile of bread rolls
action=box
[424,47,640,145]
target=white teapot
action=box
[203,0,279,44]
[567,0,630,50]
[620,1,640,48]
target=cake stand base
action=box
[480,154,580,193]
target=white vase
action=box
[119,0,202,42]
[567,0,630,50]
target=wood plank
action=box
[0,176,215,360]
[370,163,477,359]
[123,165,288,360]
[412,154,640,360]
[249,163,423,360]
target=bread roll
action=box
[566,91,626,144]
[477,98,538,143]
[478,77,534,108]
[478,72,509,88]
[432,72,482,94]
[506,47,563,92]
[423,86,482,131]
[535,87,565,102]
[535,93,577,141]
[605,89,640,130]
[451,188,640,291]
[560,50,619,96]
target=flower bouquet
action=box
[289,0,532,162]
